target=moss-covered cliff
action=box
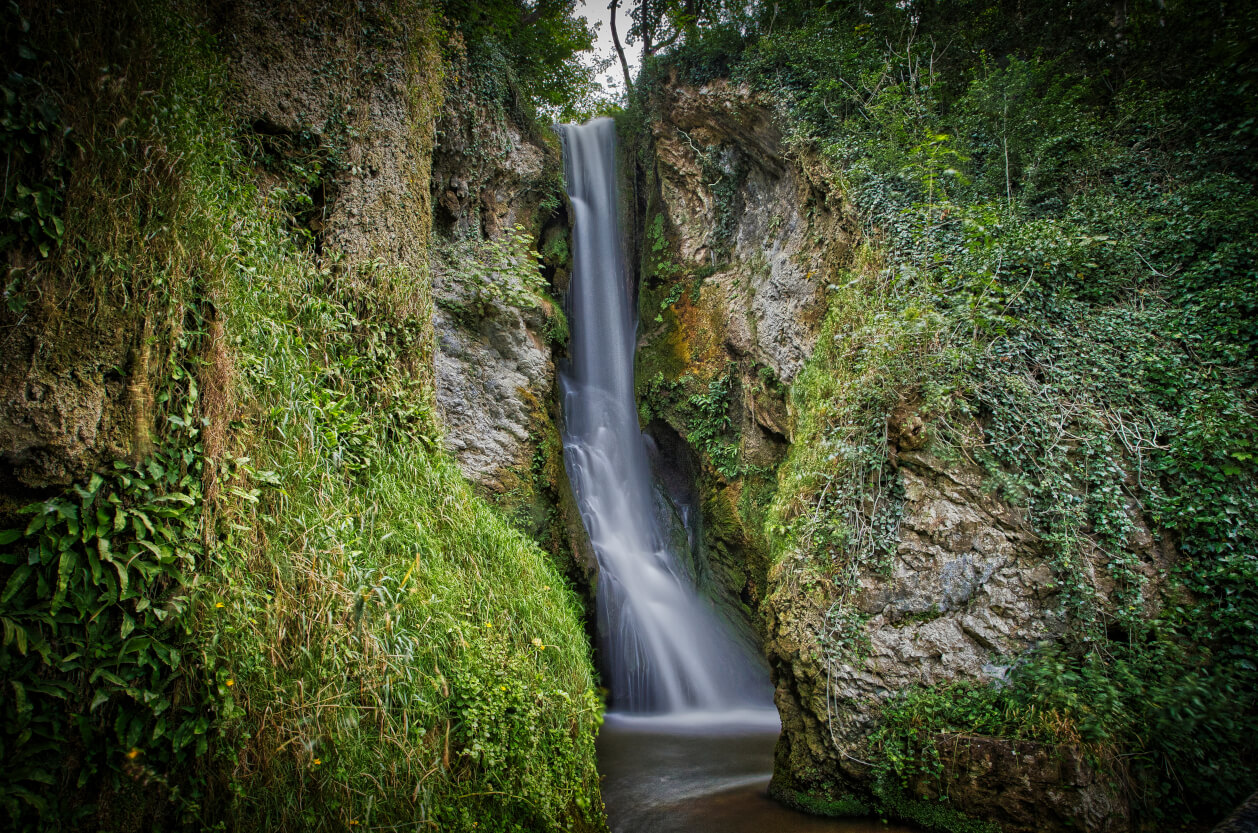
[0,2,602,830]
[626,3,1258,830]
[4,0,1254,830]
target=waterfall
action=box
[556,118,772,715]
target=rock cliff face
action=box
[428,58,593,584]
[0,0,442,503]
[429,57,557,492]
[635,79,1143,831]
[634,75,849,623]
[222,0,439,272]
[765,441,1136,831]
[645,75,837,387]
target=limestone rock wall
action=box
[0,0,442,505]
[638,79,1139,831]
[647,73,838,387]
[429,61,558,491]
[764,445,1131,830]
[427,57,593,585]
[634,75,849,626]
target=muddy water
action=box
[597,712,914,833]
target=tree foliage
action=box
[439,0,604,117]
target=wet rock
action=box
[919,736,1130,833]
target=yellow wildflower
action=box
[126,747,140,760]
[226,679,234,687]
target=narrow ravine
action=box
[555,118,913,833]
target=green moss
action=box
[871,783,1000,833]
[771,783,872,818]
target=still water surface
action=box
[597,712,915,833]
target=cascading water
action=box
[556,118,914,833]
[556,117,771,715]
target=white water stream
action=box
[556,117,771,715]
[555,116,919,833]
[556,116,916,833]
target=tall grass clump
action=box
[208,195,604,830]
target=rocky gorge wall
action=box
[629,76,1166,832]
[0,3,605,829]
[428,51,596,591]
[629,73,846,626]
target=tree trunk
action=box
[610,0,633,94]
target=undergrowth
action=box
[212,202,602,831]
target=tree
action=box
[440,0,600,112]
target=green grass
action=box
[208,203,603,830]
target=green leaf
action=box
[89,537,108,583]
[2,565,32,603]
[86,689,110,713]
[105,553,129,598]
[0,528,22,546]
[132,510,155,536]
[51,547,78,613]
[2,617,28,655]
[24,511,48,537]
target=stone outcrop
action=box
[919,735,1130,833]
[433,290,554,491]
[428,59,559,491]
[426,53,592,584]
[765,446,1130,830]
[646,72,842,387]
[634,75,850,624]
[222,1,439,269]
[637,78,1145,831]
[0,312,137,492]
